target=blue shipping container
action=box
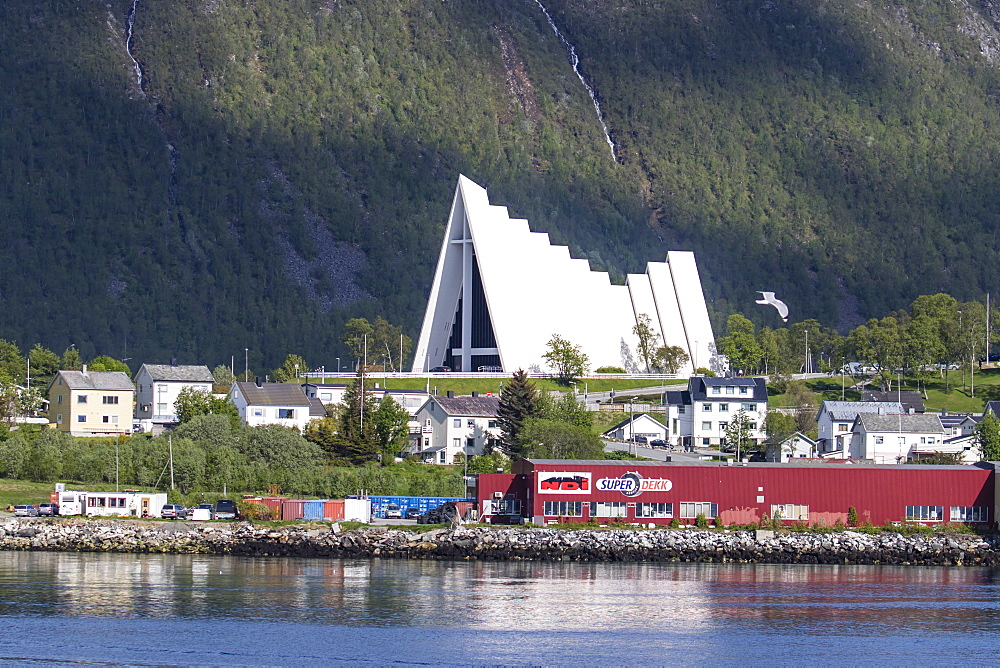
[302,500,326,520]
[369,495,471,519]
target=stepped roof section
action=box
[412,175,717,375]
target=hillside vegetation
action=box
[2,0,999,369]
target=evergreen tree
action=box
[337,372,378,462]
[497,370,541,457]
[61,346,82,371]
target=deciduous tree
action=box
[542,334,589,385]
[975,410,1000,461]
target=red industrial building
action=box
[475,459,999,527]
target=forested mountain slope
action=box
[2,0,999,369]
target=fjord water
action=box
[2,553,999,666]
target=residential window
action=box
[101,415,119,424]
[453,438,461,452]
[874,436,884,444]
[905,506,943,521]
[771,504,809,521]
[711,386,721,395]
[702,438,710,446]
[467,419,476,428]
[77,415,86,423]
[56,395,63,405]
[702,403,712,412]
[592,501,627,518]
[726,386,735,394]
[678,406,686,414]
[453,418,461,428]
[423,438,429,447]
[702,421,712,431]
[543,501,583,517]
[439,452,446,464]
[743,403,757,412]
[636,502,673,518]
[56,414,63,424]
[494,499,521,515]
[253,408,263,417]
[719,403,729,412]
[102,396,119,405]
[838,424,848,432]
[748,423,756,431]
[157,385,167,394]
[77,395,87,404]
[680,502,718,519]
[719,422,728,432]
[951,506,988,522]
[278,408,295,419]
[739,386,748,394]
[488,420,497,428]
[156,403,168,414]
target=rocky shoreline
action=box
[3,519,1000,566]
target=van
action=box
[214,499,239,520]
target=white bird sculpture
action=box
[756,291,789,322]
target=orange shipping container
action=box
[323,500,345,521]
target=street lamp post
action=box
[244,348,249,383]
[336,358,341,375]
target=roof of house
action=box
[766,431,817,447]
[138,364,215,383]
[818,400,904,421]
[984,401,1000,417]
[232,381,311,407]
[854,413,944,434]
[689,376,768,402]
[432,395,500,417]
[50,370,134,392]
[308,397,327,417]
[861,390,925,413]
[663,390,690,405]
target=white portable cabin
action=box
[58,489,168,518]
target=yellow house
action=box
[48,367,135,437]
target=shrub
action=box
[847,506,858,527]
[695,513,709,529]
[594,366,625,373]
[668,517,680,529]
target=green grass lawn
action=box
[357,376,679,396]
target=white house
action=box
[602,414,668,442]
[816,401,904,457]
[134,363,215,430]
[302,383,430,417]
[681,376,767,448]
[412,175,718,375]
[410,393,500,464]
[849,413,946,463]
[229,381,312,432]
[765,432,818,462]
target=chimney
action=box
[171,357,177,366]
[472,391,479,398]
[82,364,87,375]
[447,390,454,398]
[255,377,263,388]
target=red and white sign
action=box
[537,472,592,495]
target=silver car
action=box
[13,505,39,517]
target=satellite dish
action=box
[756,291,789,322]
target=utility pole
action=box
[169,433,175,491]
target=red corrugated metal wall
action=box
[481,463,996,526]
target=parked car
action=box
[37,502,59,516]
[13,505,39,517]
[405,507,421,519]
[649,439,667,449]
[160,504,188,520]
[213,499,239,520]
[429,366,451,372]
[385,503,402,519]
[632,436,649,445]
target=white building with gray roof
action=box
[134,363,215,429]
[849,413,945,464]
[816,400,904,457]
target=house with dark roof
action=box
[47,367,135,437]
[849,413,945,463]
[677,376,768,448]
[134,363,215,428]
[229,380,312,432]
[411,392,500,464]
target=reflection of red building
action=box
[476,459,998,527]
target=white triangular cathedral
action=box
[412,175,717,375]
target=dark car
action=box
[405,507,421,519]
[429,366,451,372]
[649,439,667,449]
[37,502,59,516]
[979,353,1000,363]
[632,436,648,445]
[214,499,239,520]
